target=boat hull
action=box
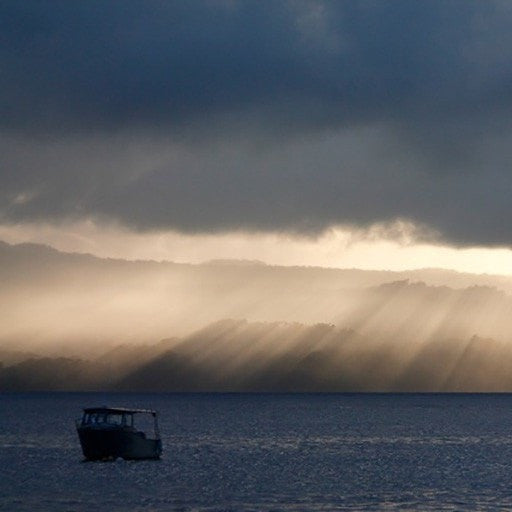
[77,426,162,461]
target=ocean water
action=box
[2,393,512,511]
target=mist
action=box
[2,241,512,391]
[3,318,512,392]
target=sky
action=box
[2,0,512,273]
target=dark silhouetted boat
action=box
[76,407,162,461]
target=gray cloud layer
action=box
[2,1,512,245]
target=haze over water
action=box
[2,393,512,512]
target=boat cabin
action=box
[81,408,153,429]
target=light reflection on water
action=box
[1,393,512,511]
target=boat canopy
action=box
[83,407,158,416]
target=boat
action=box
[76,406,162,461]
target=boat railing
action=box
[153,412,161,440]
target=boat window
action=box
[121,413,134,427]
[89,413,106,424]
[106,414,122,425]
[82,411,140,426]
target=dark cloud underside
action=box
[1,1,512,245]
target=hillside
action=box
[2,317,512,392]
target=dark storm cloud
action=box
[2,0,512,245]
[0,0,486,131]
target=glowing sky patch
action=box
[1,220,512,275]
